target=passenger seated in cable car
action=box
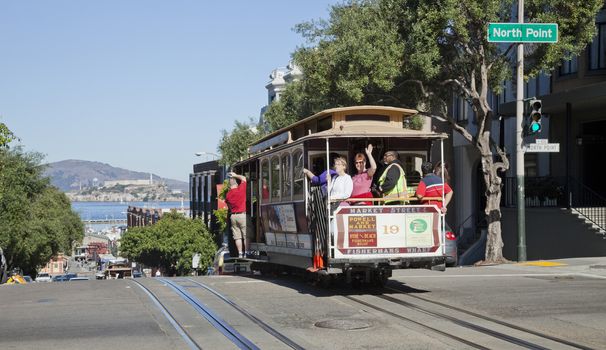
[305,157,353,213]
[261,179,269,200]
[304,153,339,195]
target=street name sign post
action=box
[524,142,560,152]
[488,23,558,43]
[489,5,560,262]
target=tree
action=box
[283,0,601,263]
[0,146,83,276]
[217,119,264,166]
[120,212,217,276]
[0,122,18,148]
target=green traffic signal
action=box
[529,121,541,133]
[527,99,542,135]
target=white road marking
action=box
[392,273,606,279]
[223,280,265,284]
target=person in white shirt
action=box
[327,157,353,204]
[304,156,353,212]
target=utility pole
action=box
[516,0,527,261]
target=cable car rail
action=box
[384,285,596,350]
[181,277,306,350]
[130,279,201,350]
[158,277,260,350]
[341,287,596,350]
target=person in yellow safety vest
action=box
[377,151,408,204]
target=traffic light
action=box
[527,99,542,135]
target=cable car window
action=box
[293,149,304,198]
[345,115,389,122]
[281,153,292,199]
[317,116,332,132]
[270,156,280,201]
[261,160,269,203]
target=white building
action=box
[259,61,303,125]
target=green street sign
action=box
[488,23,558,43]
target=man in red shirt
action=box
[225,171,249,258]
[415,162,453,213]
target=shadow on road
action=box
[235,271,431,297]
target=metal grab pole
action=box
[516,0,527,261]
[326,138,331,256]
[440,138,446,240]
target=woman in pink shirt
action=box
[350,144,377,205]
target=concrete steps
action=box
[501,207,606,260]
[570,207,606,237]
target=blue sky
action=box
[0,1,338,181]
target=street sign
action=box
[488,23,558,43]
[524,142,560,152]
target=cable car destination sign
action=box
[488,23,558,43]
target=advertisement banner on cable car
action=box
[332,205,443,259]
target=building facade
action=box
[450,7,606,260]
[189,160,224,230]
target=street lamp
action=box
[195,152,226,179]
[195,151,219,159]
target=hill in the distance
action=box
[44,159,188,192]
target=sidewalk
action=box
[484,256,606,279]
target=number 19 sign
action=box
[488,23,558,43]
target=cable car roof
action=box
[254,105,420,145]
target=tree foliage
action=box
[0,122,18,149]
[281,0,601,262]
[217,119,264,166]
[120,212,217,276]
[0,146,83,276]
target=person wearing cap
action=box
[416,161,453,213]
[225,171,249,258]
[376,150,408,204]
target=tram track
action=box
[132,277,305,350]
[181,278,305,350]
[158,277,260,350]
[342,294,490,350]
[130,278,202,350]
[385,285,596,350]
[341,285,597,350]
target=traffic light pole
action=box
[516,0,527,261]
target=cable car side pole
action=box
[440,138,445,241]
[326,138,331,258]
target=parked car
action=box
[445,226,458,267]
[36,273,52,283]
[0,247,7,284]
[69,277,89,281]
[22,275,33,283]
[133,270,143,278]
[65,273,77,280]
[51,275,70,282]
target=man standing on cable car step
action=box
[225,171,249,258]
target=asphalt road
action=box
[1,257,605,350]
